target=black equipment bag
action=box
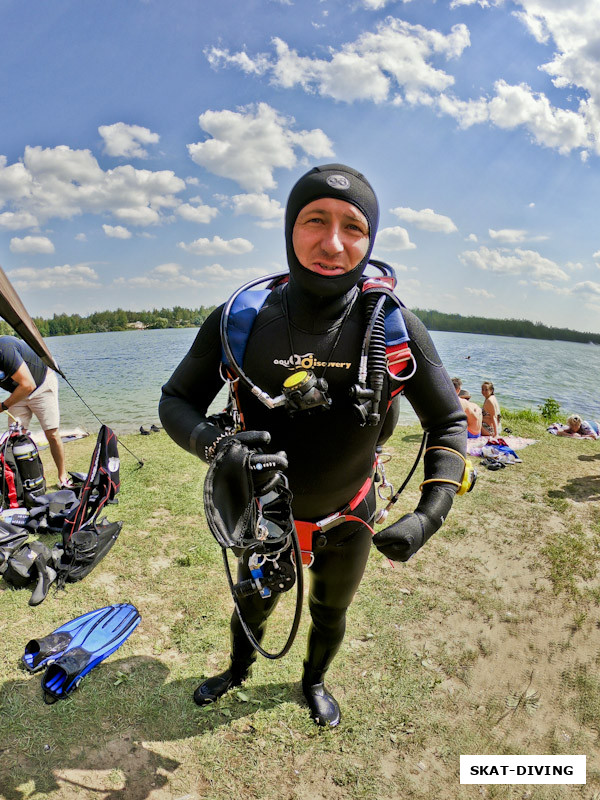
[63,425,120,541]
[0,427,46,510]
[0,519,29,575]
[54,518,122,586]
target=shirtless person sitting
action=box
[452,378,482,438]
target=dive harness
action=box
[219,260,416,425]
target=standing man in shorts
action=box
[0,335,69,487]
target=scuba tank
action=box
[12,436,46,504]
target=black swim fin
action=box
[41,603,141,703]
[23,606,114,672]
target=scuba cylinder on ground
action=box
[12,436,46,504]
[0,425,46,510]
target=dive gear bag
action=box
[0,424,46,510]
[63,425,120,539]
[1,527,57,606]
[1,426,123,604]
[53,518,122,587]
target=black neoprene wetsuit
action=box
[160,281,466,673]
[160,163,467,708]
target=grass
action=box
[1,414,599,799]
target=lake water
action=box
[25,327,600,435]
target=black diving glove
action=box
[372,486,454,562]
[213,430,288,495]
[204,430,290,553]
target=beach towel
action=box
[482,444,521,464]
[467,435,537,457]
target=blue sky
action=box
[1,0,600,332]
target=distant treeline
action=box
[412,309,600,345]
[0,305,598,345]
[0,306,217,338]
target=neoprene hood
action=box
[285,164,379,299]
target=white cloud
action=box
[488,227,548,243]
[187,103,333,191]
[176,199,219,224]
[0,145,186,227]
[571,280,600,297]
[514,1,600,110]
[6,264,100,290]
[193,263,267,281]
[488,80,589,154]
[9,235,54,254]
[178,235,254,256]
[75,233,87,242]
[391,206,457,233]
[206,19,470,105]
[441,1,600,157]
[102,224,132,239]
[361,0,392,8]
[230,192,284,227]
[205,9,600,159]
[438,79,591,155]
[465,233,478,242]
[488,228,527,243]
[373,260,412,274]
[450,0,500,7]
[459,246,569,281]
[375,226,417,251]
[99,122,160,159]
[528,279,571,294]
[0,210,38,230]
[114,262,205,289]
[465,287,495,298]
[593,249,600,264]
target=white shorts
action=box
[9,369,60,431]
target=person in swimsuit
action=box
[451,378,482,438]
[481,381,501,438]
[555,415,599,439]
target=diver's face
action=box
[292,198,370,276]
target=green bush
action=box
[538,397,561,422]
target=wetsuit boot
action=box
[302,660,341,728]
[193,660,253,705]
[193,612,261,706]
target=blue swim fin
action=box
[40,603,141,703]
[22,606,116,672]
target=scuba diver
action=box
[159,163,467,727]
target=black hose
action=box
[222,526,304,660]
[62,375,144,468]
[366,296,387,424]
